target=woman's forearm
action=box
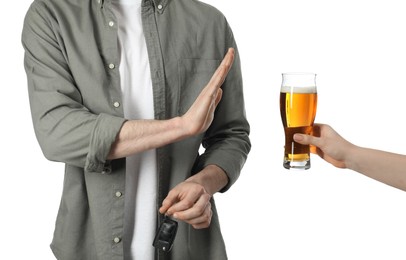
[348,146,406,191]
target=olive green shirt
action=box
[22,0,250,259]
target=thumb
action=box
[294,133,320,147]
[214,88,223,107]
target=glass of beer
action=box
[280,73,317,170]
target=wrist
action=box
[186,165,228,195]
[345,144,361,171]
[172,116,193,139]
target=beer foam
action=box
[281,86,317,93]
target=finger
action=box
[205,89,222,123]
[218,47,235,72]
[159,192,179,214]
[207,88,223,113]
[159,204,170,215]
[159,204,172,215]
[165,193,199,216]
[206,48,235,93]
[190,205,212,229]
[172,193,211,221]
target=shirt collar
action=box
[98,0,168,12]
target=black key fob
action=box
[153,216,178,252]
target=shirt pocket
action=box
[177,59,221,115]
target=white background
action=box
[2,0,406,259]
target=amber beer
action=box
[280,73,317,170]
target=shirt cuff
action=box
[197,149,246,192]
[85,113,127,173]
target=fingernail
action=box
[293,134,303,141]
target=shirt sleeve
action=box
[197,22,251,192]
[22,2,126,173]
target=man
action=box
[22,0,250,259]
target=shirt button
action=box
[108,63,115,69]
[157,4,163,10]
[115,191,122,198]
[109,21,115,27]
[113,101,120,108]
[113,237,121,243]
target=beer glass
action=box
[280,73,317,170]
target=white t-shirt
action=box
[111,1,157,259]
